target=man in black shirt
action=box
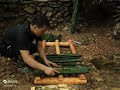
[0,15,59,76]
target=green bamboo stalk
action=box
[33,66,90,75]
[70,0,78,33]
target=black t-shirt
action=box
[3,23,42,50]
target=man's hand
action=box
[44,67,60,76]
[44,59,58,67]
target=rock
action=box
[59,0,70,2]
[29,4,35,7]
[55,13,62,18]
[8,4,18,10]
[19,12,25,16]
[49,2,57,5]
[39,2,46,6]
[49,3,61,8]
[0,17,4,21]
[112,23,120,40]
[58,18,64,22]
[45,7,53,11]
[37,6,41,11]
[64,7,69,12]
[93,72,104,82]
[41,7,46,12]
[64,12,69,17]
[11,74,15,77]
[52,18,57,21]
[51,11,57,17]
[2,12,18,19]
[64,3,71,7]
[46,12,52,17]
[64,16,71,21]
[0,0,21,3]
[34,0,48,2]
[63,26,69,31]
[27,18,32,22]
[54,8,60,11]
[41,11,46,14]
[0,0,72,27]
[49,21,53,24]
[24,7,36,14]
[112,33,120,40]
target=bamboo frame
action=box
[42,39,76,54]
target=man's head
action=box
[30,14,50,37]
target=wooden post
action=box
[55,40,60,54]
[68,39,76,54]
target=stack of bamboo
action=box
[33,54,90,85]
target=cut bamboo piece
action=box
[55,40,60,54]
[34,76,87,85]
[44,42,69,46]
[58,84,68,88]
[31,87,35,90]
[68,39,76,54]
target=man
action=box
[0,14,59,76]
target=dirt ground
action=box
[0,24,120,90]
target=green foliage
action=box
[70,0,78,33]
[42,33,62,42]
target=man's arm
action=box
[37,41,58,67]
[20,50,59,76]
[20,50,47,70]
[37,41,47,61]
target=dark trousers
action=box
[0,43,37,58]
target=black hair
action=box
[31,14,50,28]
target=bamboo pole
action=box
[55,40,60,54]
[42,42,69,46]
[68,39,76,54]
[34,76,87,85]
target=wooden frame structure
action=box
[42,39,76,54]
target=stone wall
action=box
[0,0,72,36]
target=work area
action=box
[0,0,120,90]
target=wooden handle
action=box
[55,40,60,54]
[68,39,76,54]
